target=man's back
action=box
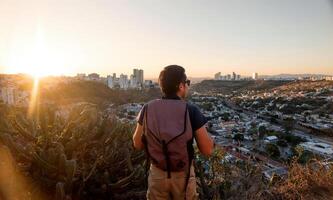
[141,98,197,199]
[132,65,214,200]
[137,96,208,137]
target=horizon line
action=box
[1,72,333,80]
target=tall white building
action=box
[107,68,145,89]
[139,69,144,84]
[130,74,136,88]
[107,75,115,88]
[133,69,144,84]
[133,69,139,85]
[252,72,258,80]
[232,72,236,80]
[119,74,129,89]
[132,68,144,88]
[214,72,242,81]
[214,72,221,80]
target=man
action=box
[133,65,214,200]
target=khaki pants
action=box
[146,164,199,200]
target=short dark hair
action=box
[158,65,187,96]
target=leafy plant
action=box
[0,103,146,200]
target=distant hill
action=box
[42,80,161,107]
[259,73,331,79]
[273,80,333,92]
[148,76,211,84]
[191,80,292,94]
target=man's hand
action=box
[132,123,144,150]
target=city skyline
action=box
[0,0,333,78]
[1,70,333,80]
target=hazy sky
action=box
[0,0,332,78]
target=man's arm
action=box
[133,104,146,150]
[195,126,214,156]
[133,123,144,150]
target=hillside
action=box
[1,103,333,200]
[191,80,292,94]
[272,80,333,92]
[2,78,333,199]
[40,80,161,107]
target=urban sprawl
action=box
[1,70,333,182]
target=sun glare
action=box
[5,24,75,78]
[28,77,40,118]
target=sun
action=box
[5,25,74,78]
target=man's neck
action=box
[162,94,183,100]
[176,93,184,100]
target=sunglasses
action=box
[184,79,191,86]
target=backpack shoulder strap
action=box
[184,102,195,198]
[141,104,151,188]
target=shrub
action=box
[265,144,280,158]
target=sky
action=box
[0,0,332,79]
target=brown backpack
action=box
[142,99,194,178]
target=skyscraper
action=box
[214,72,221,80]
[107,75,115,88]
[232,72,236,80]
[119,74,129,89]
[138,69,144,84]
[133,69,139,81]
[132,68,144,87]
[252,72,258,80]
[130,74,136,88]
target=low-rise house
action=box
[263,167,288,181]
[264,136,278,143]
[299,142,333,156]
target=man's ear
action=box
[178,83,184,90]
[176,84,181,91]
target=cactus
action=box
[109,168,139,190]
[11,118,36,142]
[0,133,31,161]
[32,151,57,172]
[0,103,146,199]
[58,153,67,173]
[65,159,76,189]
[56,182,65,200]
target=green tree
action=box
[283,117,295,133]
[283,134,305,146]
[277,139,288,147]
[233,133,244,142]
[221,112,230,121]
[258,125,267,139]
[265,143,280,158]
[128,111,135,116]
[298,150,315,164]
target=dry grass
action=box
[269,160,333,200]
[201,148,333,200]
